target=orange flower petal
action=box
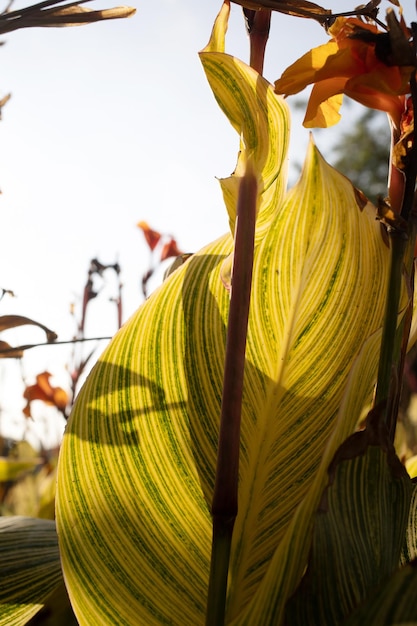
[303,78,346,128]
[36,371,54,396]
[160,238,183,262]
[53,387,69,411]
[328,15,378,42]
[23,371,69,412]
[274,41,339,96]
[137,221,162,251]
[275,15,412,129]
[346,84,405,125]
[24,382,51,403]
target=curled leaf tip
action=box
[0,1,135,33]
[353,187,369,211]
[202,0,230,53]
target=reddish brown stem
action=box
[211,167,257,520]
[243,8,271,75]
[206,166,257,626]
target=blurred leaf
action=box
[8,440,38,459]
[0,94,11,108]
[330,109,390,202]
[0,0,135,34]
[1,458,58,518]
[406,454,417,478]
[23,372,69,418]
[0,340,23,359]
[137,221,162,251]
[37,462,58,520]
[0,288,15,301]
[0,315,57,342]
[0,517,63,626]
[0,92,11,119]
[0,458,42,482]
[160,238,184,262]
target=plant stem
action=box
[205,517,235,626]
[205,163,257,626]
[374,69,417,434]
[243,8,271,75]
[205,13,268,621]
[373,231,407,414]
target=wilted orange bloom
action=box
[23,371,68,418]
[137,221,162,251]
[160,238,184,262]
[275,16,413,129]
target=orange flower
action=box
[274,16,413,129]
[23,371,68,418]
[137,221,162,251]
[160,237,184,262]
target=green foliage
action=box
[330,108,390,202]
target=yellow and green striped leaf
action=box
[233,327,391,625]
[0,516,63,626]
[56,4,402,625]
[200,1,290,242]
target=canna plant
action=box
[2,0,417,625]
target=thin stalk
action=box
[374,68,417,433]
[205,15,269,622]
[387,249,415,441]
[205,164,258,626]
[0,336,112,357]
[373,231,407,414]
[232,0,384,29]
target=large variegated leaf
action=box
[0,517,63,626]
[56,4,398,625]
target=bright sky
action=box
[0,0,408,448]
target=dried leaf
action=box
[231,0,331,21]
[160,238,184,262]
[137,221,162,251]
[0,340,24,358]
[0,0,135,34]
[0,93,11,115]
[23,371,69,418]
[0,314,57,342]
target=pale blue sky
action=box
[0,0,405,446]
